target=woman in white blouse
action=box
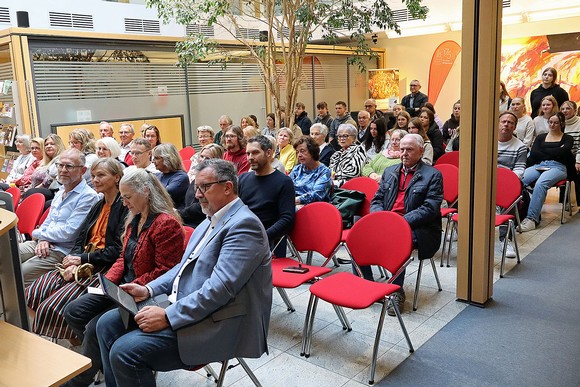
[0,134,34,189]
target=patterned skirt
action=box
[26,269,101,339]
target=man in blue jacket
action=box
[95,159,272,386]
[368,134,443,315]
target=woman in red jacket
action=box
[62,168,184,387]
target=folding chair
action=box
[301,211,414,385]
[16,193,45,241]
[434,164,459,267]
[272,202,342,312]
[446,167,522,277]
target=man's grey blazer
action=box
[147,199,272,365]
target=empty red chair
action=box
[434,164,459,267]
[16,193,45,240]
[179,146,195,161]
[435,151,459,167]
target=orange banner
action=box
[428,40,461,104]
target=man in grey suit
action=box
[95,159,272,386]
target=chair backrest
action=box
[37,207,50,227]
[496,167,522,210]
[341,177,379,217]
[345,211,412,276]
[435,151,459,167]
[179,146,195,161]
[183,226,195,248]
[182,159,192,172]
[15,193,46,237]
[289,202,342,259]
[6,187,21,210]
[434,164,459,207]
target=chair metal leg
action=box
[430,257,442,291]
[413,260,423,311]
[561,181,571,224]
[237,358,262,387]
[216,359,229,387]
[445,222,457,267]
[500,231,508,278]
[369,300,388,385]
[301,294,319,357]
[510,221,521,265]
[440,215,451,267]
[377,266,388,279]
[332,304,352,331]
[276,288,295,312]
[391,296,414,353]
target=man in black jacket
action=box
[401,80,428,117]
[368,134,443,315]
[294,102,313,135]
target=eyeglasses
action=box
[194,180,228,194]
[224,134,237,139]
[55,163,83,171]
[198,135,213,139]
[337,134,353,139]
[130,150,146,156]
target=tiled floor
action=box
[1,191,572,386]
[156,190,575,386]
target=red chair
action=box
[183,226,195,248]
[335,177,380,271]
[435,151,459,167]
[182,159,192,172]
[434,164,459,267]
[37,207,50,228]
[272,202,342,312]
[300,211,414,385]
[16,193,45,240]
[446,167,522,277]
[554,179,572,224]
[179,146,195,161]
[6,186,21,210]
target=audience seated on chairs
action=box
[497,111,528,257]
[125,137,159,174]
[239,135,295,257]
[309,123,334,167]
[561,101,580,204]
[532,95,559,137]
[25,158,128,341]
[419,108,445,162]
[187,125,215,181]
[152,143,189,210]
[179,144,225,228]
[362,129,406,182]
[12,137,44,191]
[368,134,443,315]
[19,149,99,286]
[442,100,460,144]
[276,127,298,173]
[118,122,136,166]
[62,168,184,386]
[289,136,332,206]
[521,112,575,232]
[329,123,366,187]
[93,159,272,387]
[0,134,34,191]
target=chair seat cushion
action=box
[309,272,400,309]
[441,208,457,217]
[450,213,515,227]
[272,258,332,288]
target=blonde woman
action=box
[22,134,66,202]
[276,127,297,173]
[69,128,98,185]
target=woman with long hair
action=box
[144,125,162,149]
[26,158,129,341]
[442,100,460,142]
[63,168,184,385]
[533,95,559,137]
[499,81,512,112]
[22,134,66,203]
[520,112,575,232]
[419,108,444,162]
[529,67,569,119]
[262,113,277,137]
[408,117,434,165]
[362,118,387,159]
[152,143,189,209]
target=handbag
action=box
[55,262,95,286]
[331,188,366,228]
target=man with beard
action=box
[222,125,250,174]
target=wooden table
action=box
[0,321,91,386]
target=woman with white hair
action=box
[152,143,189,209]
[96,137,122,160]
[1,134,34,189]
[329,123,366,187]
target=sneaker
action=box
[387,290,406,317]
[519,218,536,232]
[505,242,516,259]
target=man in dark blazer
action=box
[95,159,272,386]
[401,79,428,117]
[367,134,443,315]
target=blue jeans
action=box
[96,308,188,387]
[522,161,567,223]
